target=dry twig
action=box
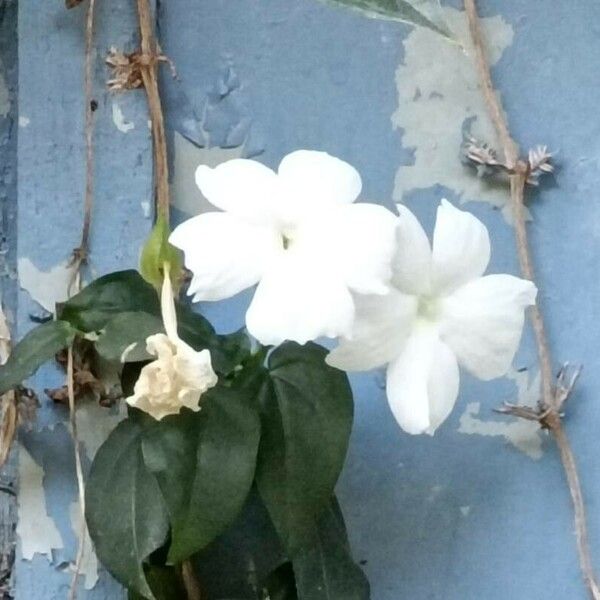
[464,1,600,597]
[68,1,97,597]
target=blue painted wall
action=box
[10,0,600,598]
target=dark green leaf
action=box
[0,320,76,394]
[142,386,261,564]
[321,0,450,37]
[95,311,164,362]
[127,565,186,600]
[139,215,183,290]
[60,270,160,332]
[60,269,247,374]
[86,419,170,599]
[263,562,298,600]
[293,499,370,600]
[256,342,354,555]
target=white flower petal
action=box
[170,212,281,301]
[195,159,278,224]
[278,150,362,211]
[431,199,491,294]
[392,204,432,295]
[386,327,459,435]
[326,290,418,371]
[296,203,398,295]
[439,274,537,380]
[126,335,217,421]
[160,268,178,341]
[246,252,355,346]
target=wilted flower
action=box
[169,150,398,346]
[327,200,537,435]
[126,267,217,420]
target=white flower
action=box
[327,200,537,435]
[169,150,398,346]
[126,268,218,420]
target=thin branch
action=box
[69,1,97,597]
[464,1,600,598]
[71,0,97,275]
[67,346,87,600]
[181,560,202,600]
[136,0,170,225]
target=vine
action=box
[464,1,600,597]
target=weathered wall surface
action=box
[9,0,600,598]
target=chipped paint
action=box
[17,445,64,560]
[457,369,543,460]
[171,131,244,216]
[18,258,74,313]
[68,502,99,590]
[392,7,514,217]
[18,116,30,128]
[140,199,152,218]
[0,62,9,118]
[111,100,135,133]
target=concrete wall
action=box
[9,1,600,598]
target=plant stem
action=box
[67,346,87,600]
[181,560,202,600]
[464,1,600,598]
[69,1,97,597]
[136,0,170,225]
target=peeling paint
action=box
[18,258,74,313]
[18,115,30,128]
[457,369,543,460]
[140,199,152,218]
[111,101,135,133]
[68,502,99,590]
[392,7,515,218]
[0,61,9,118]
[171,131,245,216]
[17,445,64,560]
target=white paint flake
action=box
[140,199,152,218]
[460,506,471,517]
[458,369,544,460]
[171,131,245,216]
[111,101,135,133]
[18,115,30,128]
[17,445,64,560]
[68,502,99,590]
[18,258,74,313]
[392,7,515,218]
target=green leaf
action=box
[86,419,170,599]
[320,0,451,37]
[255,342,354,556]
[293,499,370,600]
[0,320,76,394]
[141,386,261,564]
[95,311,164,362]
[60,270,160,332]
[140,215,183,290]
[263,562,298,600]
[127,565,186,600]
[60,269,248,374]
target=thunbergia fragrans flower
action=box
[169,150,398,345]
[126,267,218,420]
[327,200,537,435]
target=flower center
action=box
[417,295,440,322]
